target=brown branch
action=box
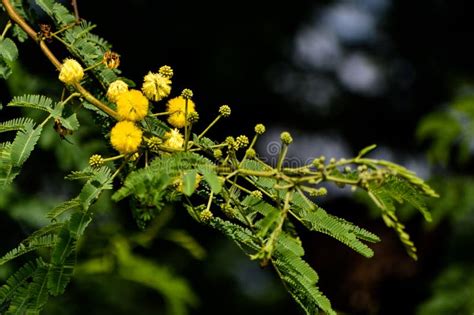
[71,0,80,22]
[1,0,119,120]
[1,0,37,40]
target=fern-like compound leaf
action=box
[8,95,54,113]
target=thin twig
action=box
[1,0,119,120]
[71,0,80,23]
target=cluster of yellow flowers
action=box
[166,96,196,128]
[58,57,199,157]
[103,65,197,155]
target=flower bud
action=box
[159,65,174,78]
[213,149,223,159]
[200,209,213,222]
[181,88,193,100]
[89,154,104,168]
[280,131,293,145]
[246,148,256,159]
[251,190,263,199]
[254,123,266,135]
[187,111,199,123]
[235,135,249,149]
[219,105,231,117]
[146,136,163,152]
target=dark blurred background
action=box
[1,0,474,314]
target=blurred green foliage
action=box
[417,90,474,165]
[412,90,474,314]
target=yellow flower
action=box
[142,72,172,102]
[164,128,184,149]
[110,121,142,154]
[58,59,84,84]
[166,96,196,128]
[116,89,149,121]
[107,80,129,103]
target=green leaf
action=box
[12,25,28,43]
[0,117,35,134]
[209,218,260,253]
[47,198,81,219]
[52,3,76,25]
[58,113,80,131]
[10,125,42,166]
[0,59,12,79]
[0,261,36,304]
[34,0,55,15]
[255,207,280,238]
[0,235,57,266]
[0,38,19,62]
[0,143,20,188]
[65,169,97,181]
[78,167,112,208]
[8,95,54,113]
[47,256,75,296]
[163,230,206,260]
[5,285,31,314]
[182,170,197,196]
[356,144,377,159]
[68,212,92,238]
[22,223,64,244]
[272,233,336,315]
[114,239,198,315]
[50,228,74,266]
[5,285,31,315]
[367,179,420,260]
[384,176,432,221]
[242,195,277,217]
[198,165,222,193]
[289,192,378,258]
[29,263,50,311]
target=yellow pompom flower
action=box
[116,89,149,121]
[107,80,129,103]
[166,96,196,128]
[142,72,172,102]
[164,128,184,149]
[110,121,143,154]
[58,58,84,84]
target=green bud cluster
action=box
[181,88,193,99]
[187,111,199,123]
[213,149,223,159]
[146,136,163,152]
[235,135,249,149]
[254,123,266,135]
[245,148,256,159]
[219,105,231,117]
[89,154,104,168]
[251,190,263,199]
[280,131,293,145]
[200,209,213,221]
[159,65,174,78]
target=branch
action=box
[1,0,119,120]
[71,0,80,22]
